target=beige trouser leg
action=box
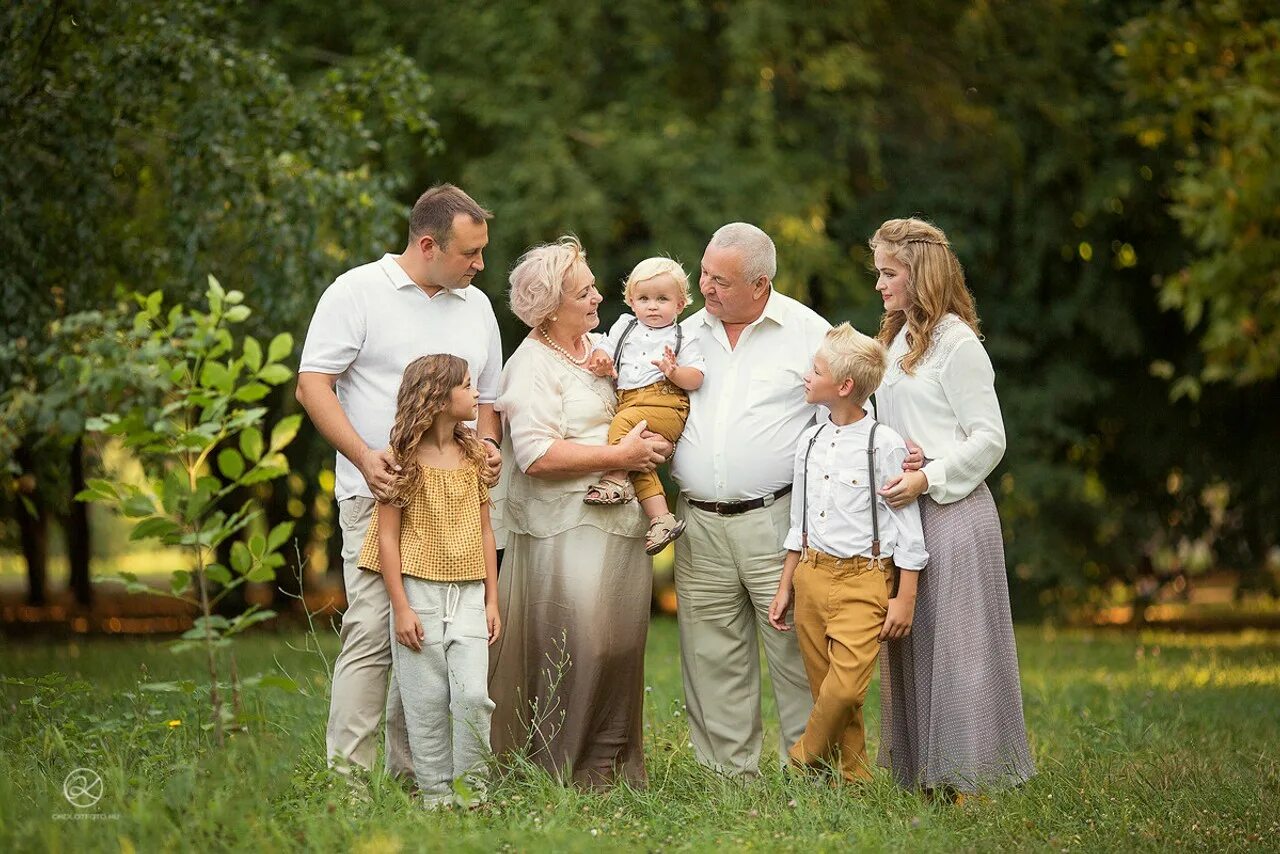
[673,494,813,777]
[325,496,412,776]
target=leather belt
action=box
[686,485,792,516]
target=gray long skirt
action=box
[489,526,651,789]
[877,482,1035,792]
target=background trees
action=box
[3,0,1276,612]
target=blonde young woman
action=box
[488,236,669,789]
[870,218,1035,796]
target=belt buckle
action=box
[762,492,775,508]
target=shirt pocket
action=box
[833,466,873,513]
[748,366,802,408]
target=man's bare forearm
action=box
[296,372,370,464]
[476,403,501,445]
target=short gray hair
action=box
[508,235,586,328]
[708,222,776,286]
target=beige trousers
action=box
[325,496,412,776]
[673,493,814,777]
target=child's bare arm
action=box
[880,568,918,641]
[652,346,704,391]
[768,549,802,631]
[480,501,501,644]
[378,503,424,651]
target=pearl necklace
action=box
[539,325,590,365]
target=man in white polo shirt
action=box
[296,184,504,775]
[671,222,830,778]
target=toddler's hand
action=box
[586,349,616,378]
[394,605,425,651]
[767,587,793,631]
[651,345,678,378]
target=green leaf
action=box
[206,275,226,301]
[217,448,245,480]
[230,541,251,574]
[269,414,302,452]
[242,337,263,373]
[239,427,263,462]
[170,570,190,595]
[266,521,294,553]
[122,493,156,518]
[205,563,232,585]
[225,289,245,306]
[233,382,270,402]
[267,332,293,364]
[248,534,267,558]
[257,363,292,385]
[224,305,251,323]
[246,565,274,583]
[246,673,299,693]
[131,517,181,542]
[200,361,232,393]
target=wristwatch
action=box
[482,437,501,450]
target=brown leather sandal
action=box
[583,477,636,506]
[645,512,686,555]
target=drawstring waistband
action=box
[441,583,462,624]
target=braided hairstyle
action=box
[385,354,487,507]
[870,218,980,374]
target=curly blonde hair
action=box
[508,235,587,328]
[385,354,486,506]
[623,256,691,307]
[870,218,980,374]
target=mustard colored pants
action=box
[606,380,689,502]
[788,548,896,781]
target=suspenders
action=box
[612,317,683,375]
[800,420,881,559]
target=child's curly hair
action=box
[385,354,486,506]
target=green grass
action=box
[2,621,1278,852]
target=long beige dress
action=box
[489,336,651,789]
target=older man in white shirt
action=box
[671,222,831,777]
[296,184,504,776]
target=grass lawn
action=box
[2,619,1277,852]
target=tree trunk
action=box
[15,445,49,607]
[64,437,93,607]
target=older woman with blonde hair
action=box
[488,235,668,789]
[870,217,1034,797]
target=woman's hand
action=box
[486,601,502,645]
[880,470,928,509]
[901,439,924,472]
[617,420,665,472]
[586,348,616,378]
[767,586,793,631]
[880,594,916,641]
[393,604,424,651]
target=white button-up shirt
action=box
[671,290,831,502]
[876,313,1006,505]
[782,415,928,569]
[299,254,503,501]
[597,313,707,390]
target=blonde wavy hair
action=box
[508,235,587,328]
[870,218,980,374]
[385,354,486,507]
[623,256,691,306]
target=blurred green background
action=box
[3,0,1277,624]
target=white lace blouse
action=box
[492,336,648,540]
[875,314,1006,505]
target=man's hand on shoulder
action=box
[360,448,401,500]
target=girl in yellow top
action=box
[357,354,500,809]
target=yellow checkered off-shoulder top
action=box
[357,464,491,583]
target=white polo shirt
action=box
[671,290,831,502]
[299,253,503,501]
